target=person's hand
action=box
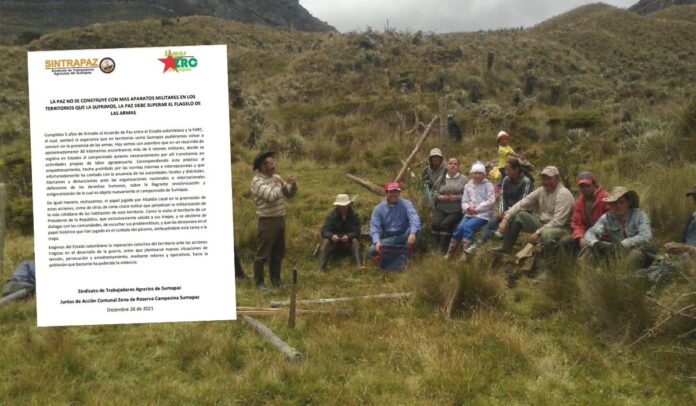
[579,237,588,248]
[340,235,349,242]
[287,175,296,184]
[466,207,477,215]
[407,233,417,247]
[529,232,541,245]
[498,218,508,233]
[376,242,383,253]
[331,234,340,242]
[450,195,458,202]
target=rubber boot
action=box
[490,220,522,254]
[430,232,440,253]
[318,240,330,271]
[269,260,282,287]
[444,239,461,260]
[253,260,266,290]
[459,239,471,261]
[501,219,522,253]
[440,232,452,253]
[351,239,362,268]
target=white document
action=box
[28,45,236,326]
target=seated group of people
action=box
[316,146,696,276]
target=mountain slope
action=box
[630,0,696,15]
[0,0,335,44]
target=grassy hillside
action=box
[1,4,696,403]
[0,0,334,45]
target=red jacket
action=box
[571,186,611,240]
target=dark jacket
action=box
[500,175,533,212]
[321,207,361,240]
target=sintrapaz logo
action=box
[44,57,100,76]
[158,49,198,73]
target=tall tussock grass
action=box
[577,259,654,342]
[407,257,502,318]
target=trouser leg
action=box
[253,260,265,286]
[351,239,362,267]
[318,239,331,271]
[269,260,282,287]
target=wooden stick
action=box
[288,269,297,329]
[242,315,303,362]
[238,307,354,316]
[345,174,384,196]
[270,292,413,308]
[394,116,439,183]
[0,288,30,306]
[0,184,6,276]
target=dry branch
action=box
[345,173,384,196]
[394,115,439,184]
[242,315,302,362]
[270,292,413,308]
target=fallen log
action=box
[270,292,414,308]
[0,289,30,306]
[345,173,384,196]
[242,315,303,362]
[394,115,439,184]
[238,307,354,317]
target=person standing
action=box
[250,151,297,290]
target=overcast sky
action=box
[299,0,638,33]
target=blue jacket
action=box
[370,199,421,244]
[682,212,696,245]
[585,209,652,248]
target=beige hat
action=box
[428,148,444,158]
[540,166,560,177]
[333,194,353,206]
[602,186,640,208]
[497,131,510,141]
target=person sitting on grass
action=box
[490,166,574,255]
[663,184,696,255]
[445,162,495,259]
[636,185,696,286]
[582,187,656,270]
[318,194,362,271]
[2,260,35,298]
[467,158,533,254]
[430,157,467,252]
[558,171,611,257]
[369,181,421,258]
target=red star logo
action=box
[158,55,177,73]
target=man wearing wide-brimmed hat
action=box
[250,151,297,290]
[317,194,362,271]
[490,165,574,255]
[583,186,656,269]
